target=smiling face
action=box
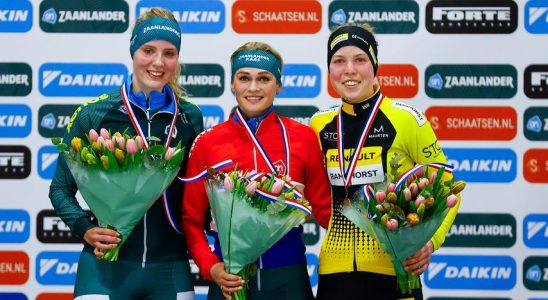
[132,40,179,97]
[231,67,280,118]
[329,45,376,103]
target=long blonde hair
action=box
[133,8,187,100]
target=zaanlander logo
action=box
[40,0,128,33]
[425,255,516,290]
[0,251,29,285]
[38,104,79,138]
[199,105,224,129]
[0,104,31,138]
[0,63,32,97]
[525,65,548,99]
[524,214,548,248]
[524,149,548,183]
[232,0,321,34]
[37,210,83,244]
[0,209,30,243]
[0,0,32,32]
[426,0,518,34]
[329,0,419,33]
[525,107,548,141]
[303,219,320,246]
[39,63,127,97]
[525,0,548,33]
[273,105,319,125]
[137,0,225,33]
[445,213,516,248]
[444,148,516,183]
[426,106,517,141]
[0,145,31,179]
[278,64,321,98]
[425,64,517,98]
[524,256,548,290]
[36,251,79,285]
[180,64,224,98]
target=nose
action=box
[152,53,163,66]
[344,61,356,74]
[248,79,260,91]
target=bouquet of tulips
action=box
[52,128,184,261]
[339,155,465,294]
[205,166,311,300]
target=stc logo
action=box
[426,106,517,141]
[444,148,516,183]
[524,65,548,99]
[306,253,319,287]
[425,255,516,290]
[137,0,224,33]
[37,145,59,180]
[39,63,128,97]
[279,64,321,98]
[37,210,83,244]
[524,214,548,248]
[232,0,321,34]
[0,209,30,243]
[0,0,32,32]
[36,251,80,285]
[199,105,224,130]
[0,104,31,138]
[525,0,548,33]
[426,0,518,34]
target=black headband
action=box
[327,26,378,75]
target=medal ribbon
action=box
[234,109,291,176]
[337,93,383,187]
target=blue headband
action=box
[231,50,282,83]
[130,17,181,58]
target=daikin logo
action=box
[0,1,33,32]
[39,63,127,97]
[444,148,516,183]
[41,8,57,24]
[36,252,79,285]
[525,0,548,33]
[0,209,30,243]
[199,105,224,130]
[137,0,225,33]
[524,214,548,248]
[278,64,321,98]
[425,255,516,290]
[331,9,346,25]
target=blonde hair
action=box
[133,8,186,100]
[230,41,284,82]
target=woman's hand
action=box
[403,240,434,276]
[83,227,120,258]
[210,262,244,300]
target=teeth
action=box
[344,80,358,86]
[149,71,163,77]
[246,96,261,101]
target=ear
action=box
[230,82,235,94]
[276,84,281,95]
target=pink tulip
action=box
[223,176,234,191]
[375,204,384,212]
[429,172,437,184]
[135,136,145,150]
[104,139,115,152]
[245,181,258,196]
[89,129,99,142]
[97,136,105,146]
[114,136,125,149]
[446,194,458,208]
[375,190,386,203]
[409,182,419,197]
[403,188,412,201]
[126,139,137,154]
[271,179,284,194]
[415,195,425,207]
[387,183,396,193]
[418,178,429,189]
[386,218,399,230]
[100,128,110,140]
[165,147,176,160]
